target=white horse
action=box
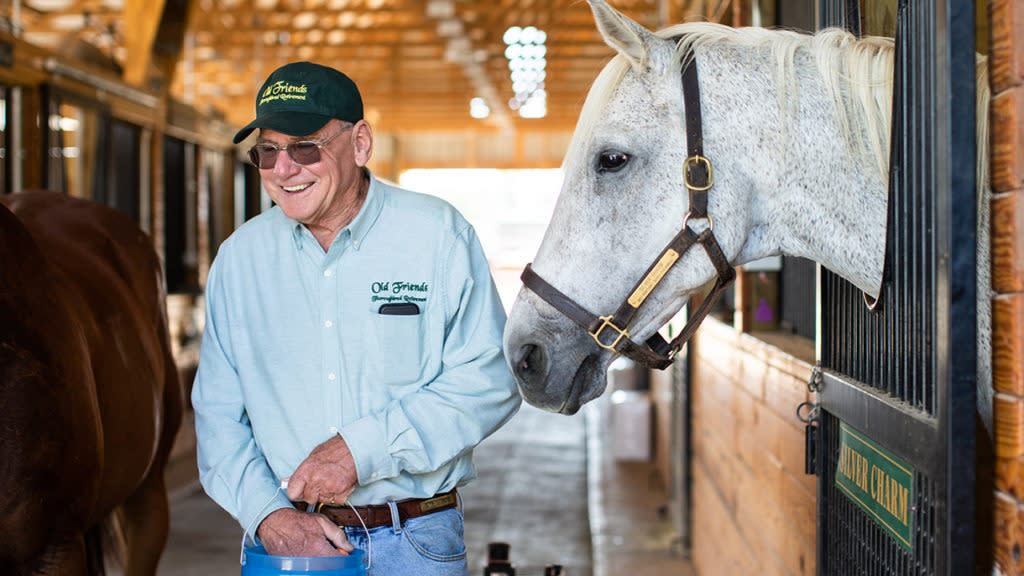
[503,0,991,426]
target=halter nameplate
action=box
[628,249,679,308]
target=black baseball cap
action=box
[232,61,364,144]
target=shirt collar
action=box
[283,169,384,252]
[345,170,384,251]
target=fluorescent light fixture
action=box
[425,0,454,19]
[437,19,463,37]
[519,97,546,119]
[470,97,490,119]
[503,25,548,118]
[503,26,522,45]
[25,0,74,9]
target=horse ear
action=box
[588,0,663,70]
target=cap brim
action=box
[232,112,334,144]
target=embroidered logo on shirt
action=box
[371,281,429,304]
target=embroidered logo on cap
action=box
[259,81,309,107]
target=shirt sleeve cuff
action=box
[239,485,295,544]
[338,415,394,484]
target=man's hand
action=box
[257,508,354,557]
[286,434,359,505]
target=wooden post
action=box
[123,0,168,86]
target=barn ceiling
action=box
[6,0,733,133]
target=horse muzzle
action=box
[504,293,610,414]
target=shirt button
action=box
[353,240,360,248]
[328,373,336,381]
[323,269,333,277]
[324,320,333,328]
[329,426,338,434]
[370,472,378,479]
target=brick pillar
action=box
[990,0,1024,572]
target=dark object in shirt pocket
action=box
[378,303,420,316]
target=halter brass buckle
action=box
[590,315,630,353]
[683,154,714,191]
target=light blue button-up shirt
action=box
[192,174,521,535]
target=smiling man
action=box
[191,62,520,576]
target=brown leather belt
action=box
[294,489,458,528]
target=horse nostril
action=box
[517,344,535,373]
[514,343,548,383]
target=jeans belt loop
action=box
[387,500,402,533]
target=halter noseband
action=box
[520,49,736,370]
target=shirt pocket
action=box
[367,304,427,385]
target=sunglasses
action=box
[247,127,350,169]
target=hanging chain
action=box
[807,365,823,394]
[796,365,823,424]
[798,365,823,476]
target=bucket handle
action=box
[240,481,293,566]
[239,480,371,571]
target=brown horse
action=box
[0,191,183,575]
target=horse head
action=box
[504,0,762,414]
[504,0,910,414]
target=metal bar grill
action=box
[820,0,934,415]
[781,256,816,339]
[815,0,977,571]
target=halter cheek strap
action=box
[520,48,736,370]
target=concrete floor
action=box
[585,400,695,576]
[157,400,692,576]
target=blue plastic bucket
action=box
[241,546,367,576]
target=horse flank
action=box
[567,23,990,198]
[0,192,182,575]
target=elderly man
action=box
[192,61,521,576]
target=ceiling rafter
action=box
[4,0,722,131]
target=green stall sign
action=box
[835,422,915,551]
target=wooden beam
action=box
[123,0,167,86]
[152,0,197,90]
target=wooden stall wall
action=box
[990,0,1024,571]
[689,318,816,576]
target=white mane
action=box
[567,23,990,195]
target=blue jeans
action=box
[343,507,468,576]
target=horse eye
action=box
[597,150,630,173]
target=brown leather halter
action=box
[520,51,736,370]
